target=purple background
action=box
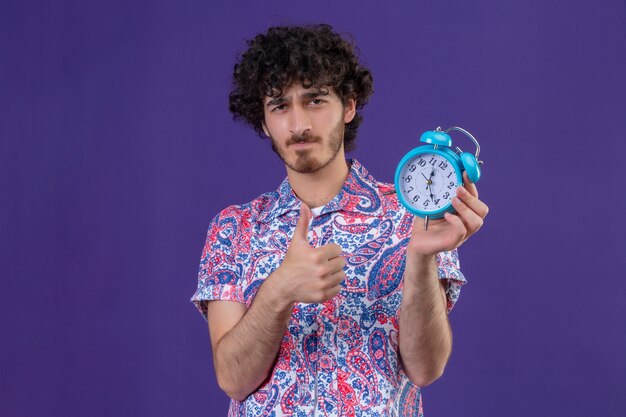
[2,1,625,416]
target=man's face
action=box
[261,83,356,174]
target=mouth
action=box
[290,141,316,149]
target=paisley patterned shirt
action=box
[191,159,466,417]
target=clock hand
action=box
[427,167,435,190]
[421,172,430,190]
[427,168,435,196]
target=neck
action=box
[286,152,350,209]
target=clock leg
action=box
[424,215,430,231]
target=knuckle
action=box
[330,244,342,256]
[324,287,340,299]
[313,252,325,264]
[470,218,483,231]
[314,290,326,302]
[315,266,326,278]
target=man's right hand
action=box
[269,203,346,304]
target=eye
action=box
[271,104,287,112]
[309,99,324,105]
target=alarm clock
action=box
[394,126,483,230]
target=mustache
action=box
[286,133,321,146]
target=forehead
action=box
[262,84,338,104]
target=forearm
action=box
[398,253,452,387]
[214,274,294,401]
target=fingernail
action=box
[457,187,466,195]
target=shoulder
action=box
[209,204,250,231]
[208,189,278,232]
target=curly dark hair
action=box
[228,24,374,152]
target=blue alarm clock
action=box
[394,126,483,230]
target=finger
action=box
[451,196,484,233]
[321,284,342,301]
[329,284,343,296]
[456,186,489,219]
[461,171,479,199]
[325,256,347,275]
[318,242,343,260]
[326,271,346,287]
[442,212,468,245]
[292,202,312,244]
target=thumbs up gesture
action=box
[269,203,346,304]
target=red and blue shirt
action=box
[191,159,466,417]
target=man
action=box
[191,24,489,416]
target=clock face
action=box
[398,152,460,214]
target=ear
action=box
[343,97,357,124]
[261,121,270,137]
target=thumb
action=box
[292,202,312,244]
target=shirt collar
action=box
[257,159,384,223]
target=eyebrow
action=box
[265,90,326,108]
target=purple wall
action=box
[2,1,625,416]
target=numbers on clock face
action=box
[400,153,458,213]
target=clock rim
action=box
[394,146,463,219]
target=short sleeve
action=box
[190,207,247,322]
[436,249,467,313]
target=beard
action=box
[270,120,344,174]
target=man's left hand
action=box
[407,171,489,257]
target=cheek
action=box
[312,111,343,131]
[264,118,288,138]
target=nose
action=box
[288,103,312,136]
